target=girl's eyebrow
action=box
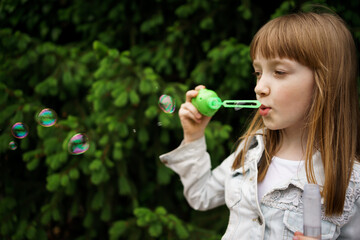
[269,59,292,66]
[252,60,261,68]
[253,59,293,68]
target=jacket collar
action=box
[232,131,265,174]
[253,132,326,190]
[233,130,326,191]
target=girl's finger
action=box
[194,85,206,91]
[185,90,199,103]
[182,102,202,119]
[179,103,202,122]
[185,85,206,102]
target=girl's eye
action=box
[252,71,262,79]
[274,70,286,76]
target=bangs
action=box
[250,13,319,68]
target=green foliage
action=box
[0,0,359,239]
[133,206,221,239]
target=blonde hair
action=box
[233,12,360,215]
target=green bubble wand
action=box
[191,89,261,117]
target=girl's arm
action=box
[159,85,233,210]
[160,136,234,210]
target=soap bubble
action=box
[11,122,29,139]
[37,108,57,127]
[158,95,175,114]
[9,141,17,150]
[68,133,89,155]
[234,102,245,111]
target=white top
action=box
[258,156,304,202]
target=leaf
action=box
[200,17,213,30]
[155,206,167,215]
[119,56,132,65]
[175,222,189,239]
[175,4,195,18]
[43,137,63,155]
[114,91,128,107]
[60,174,70,187]
[99,135,109,146]
[112,144,123,161]
[148,222,162,237]
[83,212,93,228]
[26,225,36,239]
[41,211,52,225]
[109,221,127,240]
[100,203,111,221]
[145,105,158,119]
[47,152,68,170]
[138,128,149,144]
[46,173,60,192]
[93,40,109,54]
[13,219,27,239]
[118,176,131,196]
[129,90,140,105]
[91,191,104,210]
[69,168,80,179]
[52,208,61,221]
[26,158,40,171]
[91,167,110,185]
[89,159,102,171]
[139,79,152,94]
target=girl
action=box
[160,11,360,240]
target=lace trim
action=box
[262,166,360,227]
[262,186,303,213]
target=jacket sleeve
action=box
[159,136,234,211]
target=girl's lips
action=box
[259,105,271,116]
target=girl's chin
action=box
[262,122,283,131]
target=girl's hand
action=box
[179,85,212,143]
[293,231,319,240]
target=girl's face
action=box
[253,56,314,131]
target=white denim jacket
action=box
[159,133,360,240]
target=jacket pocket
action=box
[225,172,245,209]
[283,210,337,240]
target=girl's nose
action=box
[254,78,270,97]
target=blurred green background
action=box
[0,0,359,239]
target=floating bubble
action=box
[11,122,29,139]
[68,133,89,155]
[9,141,17,150]
[37,108,57,127]
[158,95,175,114]
[234,102,245,111]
